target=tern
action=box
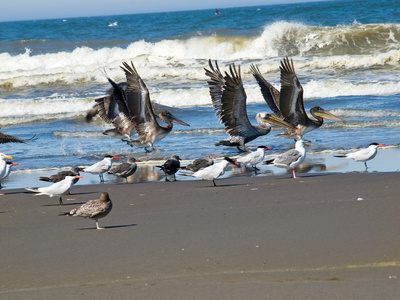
[236,145,272,174]
[81,155,119,183]
[334,142,384,170]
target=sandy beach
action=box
[1,171,400,299]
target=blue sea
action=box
[1,0,400,188]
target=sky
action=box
[1,0,326,22]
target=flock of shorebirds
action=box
[0,57,385,229]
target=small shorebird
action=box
[59,192,112,230]
[183,157,239,187]
[157,155,181,182]
[182,154,215,172]
[25,175,83,205]
[108,157,139,183]
[334,142,384,170]
[236,145,272,174]
[264,140,308,178]
[81,155,119,183]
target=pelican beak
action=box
[170,114,190,127]
[314,110,345,122]
[260,113,296,129]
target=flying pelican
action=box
[250,57,345,140]
[236,145,272,174]
[334,142,384,170]
[59,192,112,230]
[264,140,308,179]
[204,60,295,152]
[107,61,190,152]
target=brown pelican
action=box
[204,60,295,152]
[334,142,384,170]
[59,192,112,230]
[250,57,345,140]
[0,132,37,144]
[105,61,190,152]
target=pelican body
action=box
[205,60,294,151]
[251,58,345,140]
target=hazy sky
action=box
[1,0,326,22]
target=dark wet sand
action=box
[1,172,400,299]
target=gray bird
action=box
[157,155,181,182]
[108,157,139,183]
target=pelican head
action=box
[258,112,296,129]
[310,107,345,122]
[159,110,190,126]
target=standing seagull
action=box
[25,175,83,205]
[108,157,139,183]
[264,140,308,178]
[236,145,272,174]
[334,142,384,170]
[59,192,112,230]
[183,157,239,187]
[204,60,295,151]
[81,155,119,183]
[183,154,215,172]
[251,58,345,140]
[157,155,181,182]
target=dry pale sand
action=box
[1,172,400,299]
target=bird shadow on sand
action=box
[192,182,249,188]
[78,223,137,230]
[42,201,86,207]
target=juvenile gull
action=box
[108,157,139,183]
[59,192,112,230]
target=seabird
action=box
[0,154,13,191]
[95,61,190,152]
[59,192,112,230]
[108,157,139,183]
[183,154,215,172]
[251,57,345,140]
[236,145,272,174]
[25,175,83,205]
[40,166,81,183]
[204,60,294,151]
[157,155,181,182]
[183,156,239,186]
[264,140,308,178]
[81,155,119,183]
[334,142,384,170]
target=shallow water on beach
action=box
[1,0,400,189]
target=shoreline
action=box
[1,172,400,298]
[2,146,399,190]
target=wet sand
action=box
[1,172,400,299]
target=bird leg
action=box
[95,219,105,230]
[364,162,368,171]
[59,196,64,205]
[212,179,217,187]
[99,174,104,183]
[292,169,297,179]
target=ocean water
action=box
[1,0,400,188]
